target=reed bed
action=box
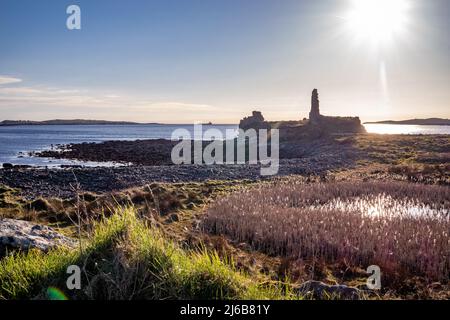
[203,181,449,281]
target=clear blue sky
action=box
[0,0,449,123]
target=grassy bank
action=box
[0,207,295,300]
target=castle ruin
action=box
[239,111,271,131]
[309,88,321,124]
[239,89,366,138]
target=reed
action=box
[203,181,449,282]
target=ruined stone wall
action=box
[316,116,365,134]
[239,111,271,131]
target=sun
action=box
[344,0,410,48]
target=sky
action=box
[0,0,449,123]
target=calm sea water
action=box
[364,124,450,135]
[0,124,238,167]
[0,123,448,167]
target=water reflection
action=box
[364,124,450,135]
[313,194,448,220]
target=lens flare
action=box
[47,287,69,300]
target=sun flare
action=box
[345,0,410,47]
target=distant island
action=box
[0,119,159,126]
[364,118,450,126]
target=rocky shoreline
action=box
[0,136,362,199]
[32,136,361,166]
[2,134,449,199]
[0,156,356,199]
[35,139,178,166]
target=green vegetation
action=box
[355,134,450,166]
[0,207,296,300]
[0,185,21,208]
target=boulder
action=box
[0,218,77,257]
[28,198,52,211]
[168,213,179,222]
[297,280,362,300]
[2,163,13,169]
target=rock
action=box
[297,280,361,300]
[168,213,179,222]
[0,218,77,256]
[28,198,52,211]
[186,202,196,209]
[13,165,31,169]
[81,192,97,202]
[2,163,13,169]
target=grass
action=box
[355,134,450,166]
[203,181,449,285]
[0,185,22,209]
[0,207,296,300]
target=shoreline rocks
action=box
[0,154,356,200]
[0,137,362,199]
[35,139,178,166]
[2,163,13,169]
[2,163,32,170]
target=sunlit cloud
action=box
[0,76,22,85]
[138,102,219,112]
[0,87,42,95]
[0,76,220,123]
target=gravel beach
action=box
[0,155,356,199]
[0,138,361,199]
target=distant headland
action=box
[364,118,450,126]
[0,119,159,126]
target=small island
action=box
[364,118,450,126]
[0,119,154,126]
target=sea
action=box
[0,124,238,167]
[0,123,448,167]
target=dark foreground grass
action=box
[0,207,295,300]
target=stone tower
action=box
[309,88,321,124]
